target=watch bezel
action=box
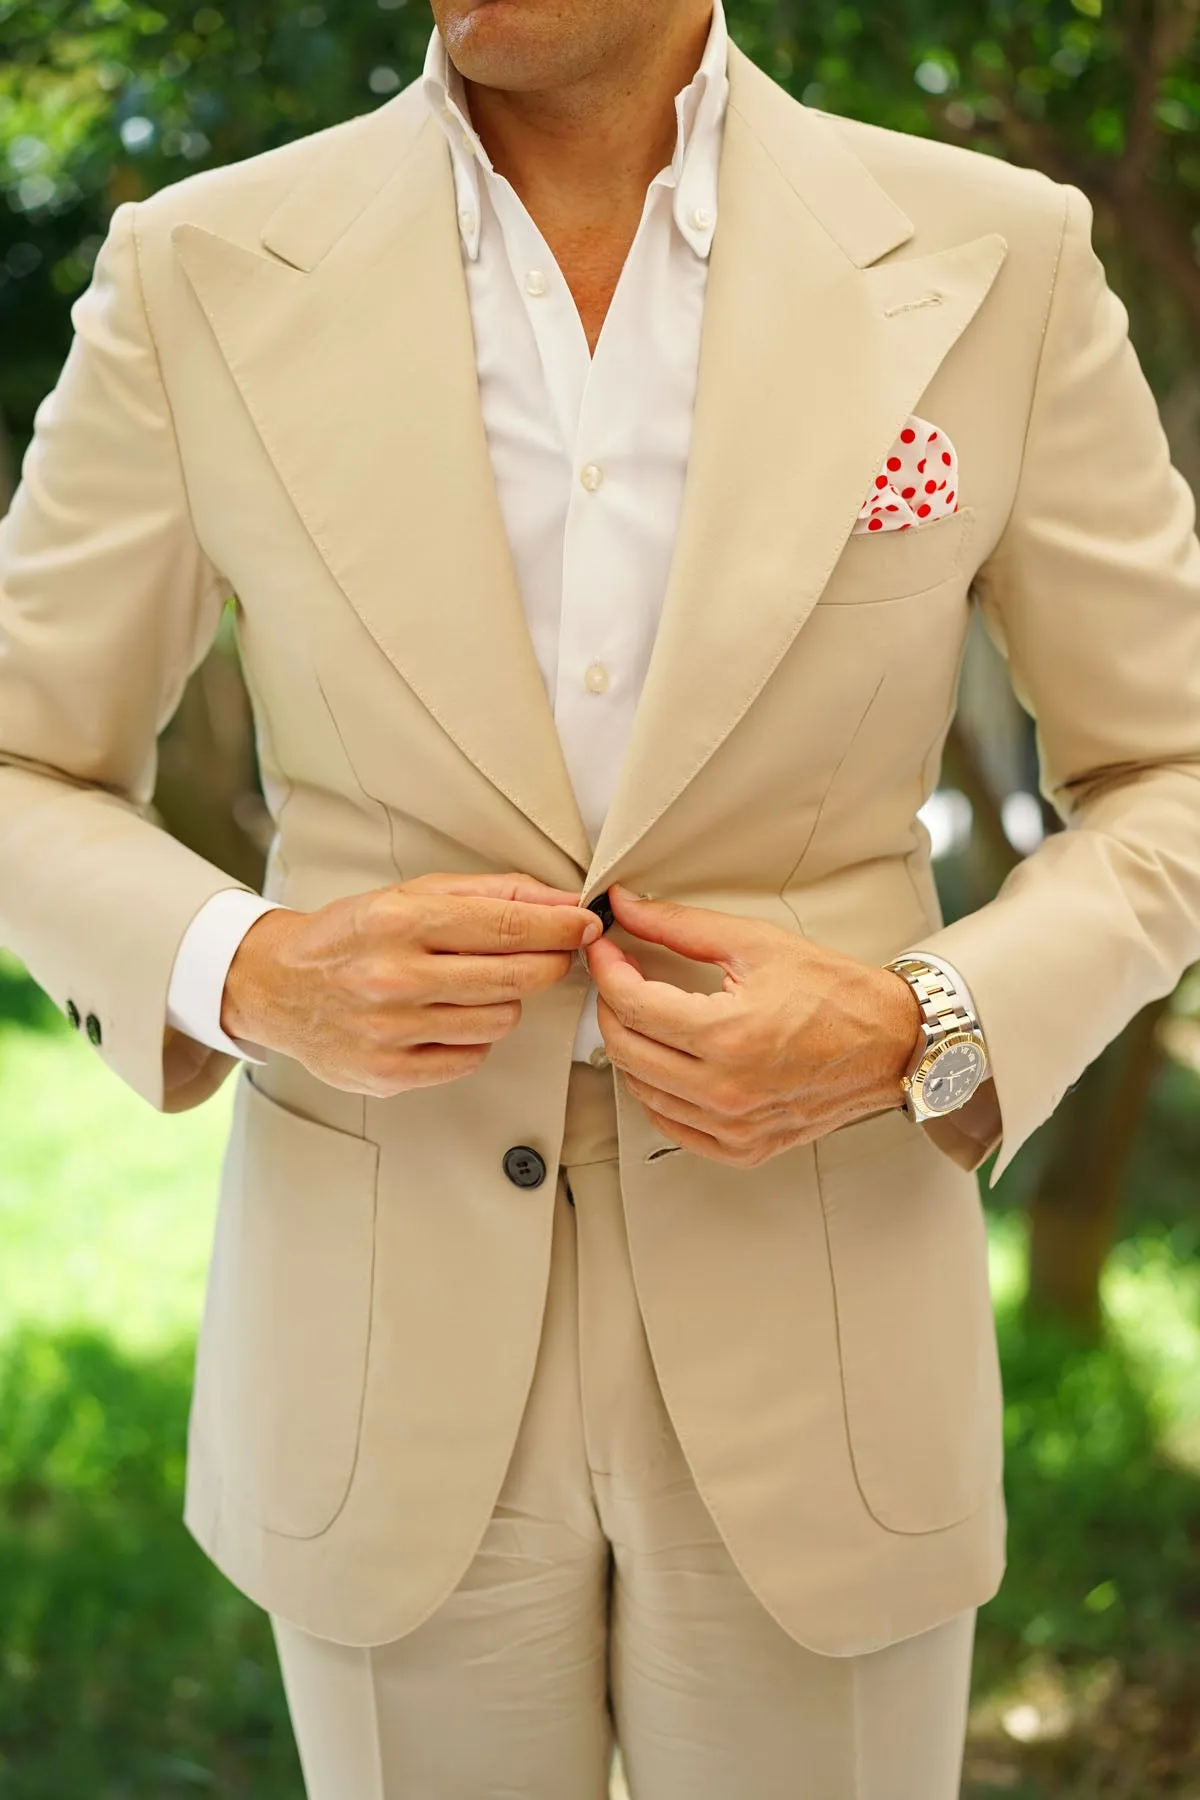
[905,1029,989,1116]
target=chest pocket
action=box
[819,506,976,607]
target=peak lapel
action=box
[171,98,593,873]
[584,45,1008,893]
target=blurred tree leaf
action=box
[3,0,1198,448]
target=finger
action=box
[606,882,764,974]
[586,937,645,976]
[411,895,601,954]
[637,1101,789,1168]
[578,934,644,979]
[393,1042,493,1088]
[411,949,575,1004]
[404,871,589,909]
[622,1067,791,1132]
[635,1102,724,1159]
[621,1072,722,1135]
[410,1000,523,1044]
[588,934,734,1051]
[595,996,710,1101]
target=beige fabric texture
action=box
[1,40,1199,1654]
[269,1059,977,1800]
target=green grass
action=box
[0,1024,235,1355]
[2,968,1200,1797]
[0,1002,301,1799]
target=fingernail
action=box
[582,918,602,944]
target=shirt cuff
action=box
[166,889,291,1064]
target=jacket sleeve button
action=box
[502,1145,547,1189]
[85,1013,102,1047]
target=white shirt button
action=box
[584,662,610,694]
[588,1046,611,1069]
[580,463,604,492]
[458,207,477,235]
[690,205,714,229]
[525,269,548,297]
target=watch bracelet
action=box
[884,955,980,1038]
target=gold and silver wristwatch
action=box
[884,956,989,1124]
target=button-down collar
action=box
[421,0,729,263]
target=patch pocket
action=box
[203,1067,380,1539]
[813,1105,1002,1533]
[819,505,976,606]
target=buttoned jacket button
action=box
[85,1013,102,1046]
[586,890,614,933]
[503,1145,546,1189]
[65,999,81,1030]
[588,1047,610,1069]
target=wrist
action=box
[220,906,297,1046]
[868,965,924,1109]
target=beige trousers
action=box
[269,1062,976,1799]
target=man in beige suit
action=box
[3,0,1200,1790]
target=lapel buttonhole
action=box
[883,292,945,318]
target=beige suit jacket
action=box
[2,41,1199,1656]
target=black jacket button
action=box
[586,890,614,933]
[85,1013,102,1047]
[503,1145,546,1189]
[66,1000,81,1030]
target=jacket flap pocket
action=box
[813,1119,1002,1534]
[202,1068,381,1539]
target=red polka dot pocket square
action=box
[853,413,958,534]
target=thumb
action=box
[607,883,758,974]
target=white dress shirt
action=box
[166,0,976,1068]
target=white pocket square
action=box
[853,414,959,534]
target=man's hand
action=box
[585,882,923,1167]
[221,871,601,1096]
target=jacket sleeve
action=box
[907,179,1200,1184]
[0,199,259,1112]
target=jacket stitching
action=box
[127,199,231,615]
[983,181,1073,561]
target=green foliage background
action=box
[3,0,1199,451]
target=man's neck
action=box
[460,5,714,232]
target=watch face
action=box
[918,1037,986,1113]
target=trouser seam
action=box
[851,1640,864,1799]
[366,1643,387,1800]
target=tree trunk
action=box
[1024,996,1171,1337]
[943,703,1176,1334]
[0,405,13,517]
